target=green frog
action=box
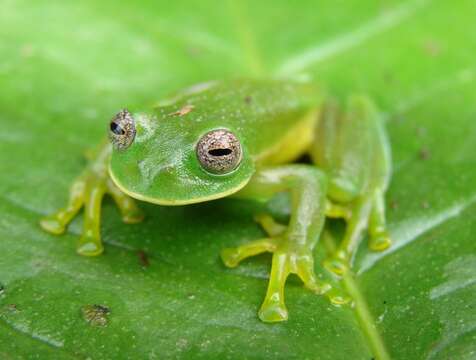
[40,79,392,322]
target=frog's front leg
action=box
[40,143,144,256]
[221,165,331,322]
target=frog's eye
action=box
[196,129,242,175]
[109,109,136,150]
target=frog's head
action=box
[108,109,255,205]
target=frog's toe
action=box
[259,301,288,323]
[323,253,349,276]
[77,237,104,256]
[369,232,392,251]
[40,216,66,235]
[254,214,287,237]
[220,247,241,268]
[329,293,353,306]
[121,208,145,224]
[221,238,276,268]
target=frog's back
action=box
[155,79,323,167]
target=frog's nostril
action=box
[208,148,232,156]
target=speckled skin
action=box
[195,129,242,174]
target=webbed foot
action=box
[221,236,331,322]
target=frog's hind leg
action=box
[324,197,372,275]
[324,191,392,275]
[368,189,392,251]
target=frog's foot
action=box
[221,237,331,322]
[369,231,392,251]
[323,250,350,276]
[40,173,143,256]
[40,179,87,236]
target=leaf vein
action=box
[276,0,431,76]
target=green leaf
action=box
[1,0,475,359]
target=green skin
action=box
[40,79,392,323]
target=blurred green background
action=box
[0,0,475,359]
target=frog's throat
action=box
[108,166,252,206]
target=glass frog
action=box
[40,79,392,322]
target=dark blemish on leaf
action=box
[419,147,430,160]
[383,300,387,305]
[81,304,110,327]
[390,200,399,210]
[6,304,18,313]
[0,283,4,297]
[138,250,150,267]
[244,96,252,104]
[168,104,194,117]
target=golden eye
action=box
[196,129,242,174]
[109,109,136,150]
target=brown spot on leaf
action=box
[244,96,252,104]
[6,304,18,313]
[390,200,399,210]
[138,250,150,267]
[419,147,430,160]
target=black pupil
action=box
[209,148,232,156]
[110,121,125,135]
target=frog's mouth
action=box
[108,166,252,206]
